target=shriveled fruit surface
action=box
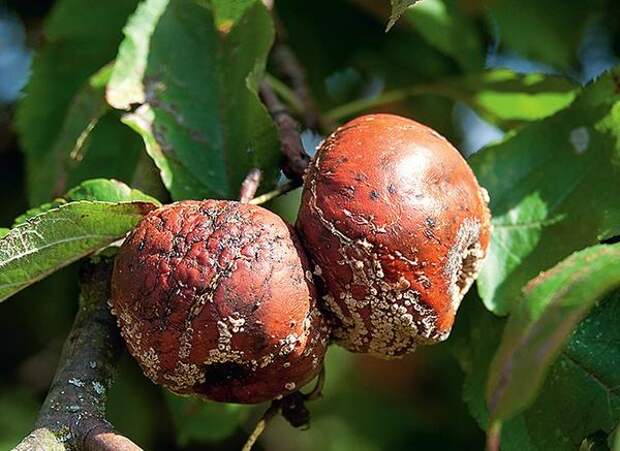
[297,114,491,358]
[111,200,329,404]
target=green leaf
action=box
[400,0,483,71]
[106,0,168,109]
[65,112,146,196]
[121,106,206,200]
[0,201,155,303]
[387,0,421,31]
[23,71,148,205]
[325,70,577,129]
[107,0,281,200]
[15,0,140,205]
[453,291,620,451]
[165,393,248,445]
[450,292,506,431]
[64,178,161,204]
[56,63,112,156]
[13,179,160,226]
[486,244,620,422]
[0,229,8,239]
[488,0,600,69]
[13,201,68,228]
[471,67,620,314]
[23,66,110,204]
[512,297,620,449]
[450,70,577,129]
[275,0,457,119]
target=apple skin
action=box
[111,200,330,403]
[297,114,491,358]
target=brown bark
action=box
[14,259,142,451]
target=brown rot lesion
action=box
[445,218,486,311]
[456,240,485,296]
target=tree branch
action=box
[259,80,310,184]
[14,258,142,451]
[270,43,321,131]
[259,7,327,191]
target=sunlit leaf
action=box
[64,178,160,204]
[326,69,577,129]
[0,201,155,302]
[450,70,577,129]
[471,66,620,314]
[107,0,281,200]
[387,0,421,31]
[453,291,620,451]
[486,244,620,422]
[13,179,160,226]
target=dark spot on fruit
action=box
[424,224,439,243]
[202,362,248,384]
[369,190,380,200]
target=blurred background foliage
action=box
[1,0,619,449]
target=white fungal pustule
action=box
[305,169,444,357]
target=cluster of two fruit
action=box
[111,114,491,404]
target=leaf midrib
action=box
[0,232,121,274]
